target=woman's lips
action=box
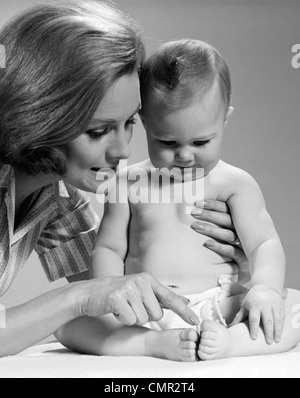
[91,165,118,173]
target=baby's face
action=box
[142,82,230,181]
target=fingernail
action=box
[189,316,199,325]
[191,209,203,216]
[184,298,191,305]
[191,222,204,231]
[206,240,215,248]
[195,200,208,208]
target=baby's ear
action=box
[225,106,235,126]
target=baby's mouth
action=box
[171,165,205,181]
[174,166,195,172]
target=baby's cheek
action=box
[159,149,174,164]
[196,150,212,165]
[149,147,162,164]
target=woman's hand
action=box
[80,273,200,327]
[191,199,249,274]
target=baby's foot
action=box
[198,320,232,360]
[146,328,199,362]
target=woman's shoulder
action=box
[52,180,93,213]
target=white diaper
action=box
[146,274,248,333]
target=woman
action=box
[0,0,247,357]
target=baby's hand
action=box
[230,285,285,344]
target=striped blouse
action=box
[0,163,99,297]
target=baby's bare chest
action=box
[128,177,221,229]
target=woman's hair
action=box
[140,39,231,114]
[0,0,144,175]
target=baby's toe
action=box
[181,340,197,350]
[200,337,217,348]
[198,349,213,361]
[201,320,220,333]
[200,330,218,342]
[182,347,198,362]
[180,328,199,343]
[198,343,216,355]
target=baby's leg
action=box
[76,314,199,362]
[199,289,300,360]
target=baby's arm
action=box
[91,171,130,279]
[227,170,285,292]
[227,168,285,343]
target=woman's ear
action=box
[225,106,235,126]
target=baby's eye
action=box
[193,140,211,147]
[158,140,176,147]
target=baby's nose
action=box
[176,147,194,162]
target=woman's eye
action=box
[126,117,137,127]
[86,127,112,141]
[194,140,210,147]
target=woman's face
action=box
[64,73,141,193]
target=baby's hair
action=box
[140,39,231,114]
[0,0,144,175]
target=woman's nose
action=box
[109,132,132,160]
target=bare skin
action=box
[146,328,199,362]
[56,200,248,361]
[199,289,300,360]
[90,81,290,361]
[88,313,200,362]
[95,160,244,292]
[89,160,243,362]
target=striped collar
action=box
[0,163,13,190]
[0,163,70,199]
[0,163,72,246]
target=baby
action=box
[91,39,290,362]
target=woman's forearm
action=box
[0,283,81,357]
[0,273,200,357]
